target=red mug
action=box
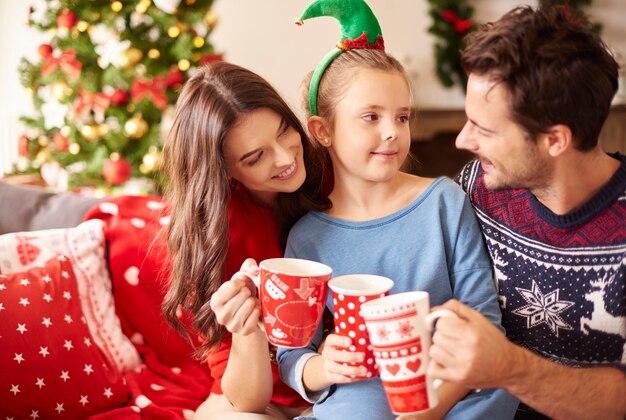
[328,274,394,378]
[234,258,332,348]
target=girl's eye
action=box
[398,115,409,123]
[247,151,263,166]
[362,114,378,121]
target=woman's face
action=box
[224,108,306,206]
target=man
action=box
[428,5,626,420]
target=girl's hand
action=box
[210,258,261,336]
[319,334,367,384]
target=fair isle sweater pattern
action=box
[457,155,626,368]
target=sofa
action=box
[0,181,214,418]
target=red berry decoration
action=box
[110,89,129,107]
[57,11,78,29]
[18,135,29,157]
[53,132,69,152]
[103,155,132,185]
[38,44,53,60]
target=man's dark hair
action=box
[461,5,619,150]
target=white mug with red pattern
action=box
[360,291,456,415]
[328,274,394,378]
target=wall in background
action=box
[1,0,625,175]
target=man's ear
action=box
[539,124,572,157]
[307,116,332,147]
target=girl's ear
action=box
[307,116,332,147]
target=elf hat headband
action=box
[295,0,385,116]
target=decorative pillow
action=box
[0,255,129,417]
[0,219,141,372]
[85,197,205,368]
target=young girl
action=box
[275,49,519,419]
[161,61,328,419]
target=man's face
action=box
[456,73,551,191]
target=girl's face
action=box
[329,69,411,185]
[224,108,306,206]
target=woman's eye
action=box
[247,152,263,166]
[398,115,409,123]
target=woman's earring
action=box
[322,138,329,145]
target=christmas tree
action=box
[13,0,222,194]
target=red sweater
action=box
[207,186,308,407]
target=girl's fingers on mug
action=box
[324,334,352,349]
[211,278,246,309]
[326,348,364,364]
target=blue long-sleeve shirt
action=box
[278,177,519,420]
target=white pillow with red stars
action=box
[0,255,129,417]
[0,219,141,372]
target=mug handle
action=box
[425,308,460,391]
[425,308,458,332]
[230,271,263,331]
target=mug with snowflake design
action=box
[328,274,394,378]
[360,291,456,415]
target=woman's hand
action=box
[210,258,261,336]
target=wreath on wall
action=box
[426,0,599,91]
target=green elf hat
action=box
[295,0,385,116]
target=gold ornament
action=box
[80,123,108,141]
[185,0,196,5]
[38,135,49,147]
[51,80,72,101]
[193,36,205,48]
[136,0,151,14]
[36,148,50,164]
[69,143,80,155]
[77,20,89,32]
[178,59,190,71]
[204,10,219,29]
[124,114,149,139]
[148,48,160,60]
[121,48,143,69]
[167,25,181,38]
[140,146,161,174]
[192,52,202,62]
[111,1,123,12]
[60,125,71,137]
[92,11,101,21]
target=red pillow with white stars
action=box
[0,255,130,418]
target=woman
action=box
[162,61,329,419]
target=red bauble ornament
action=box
[166,69,184,88]
[57,11,78,29]
[110,89,129,107]
[38,44,53,60]
[53,132,69,152]
[18,135,29,157]
[103,156,132,185]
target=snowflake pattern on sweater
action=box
[457,154,626,368]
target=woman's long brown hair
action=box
[161,62,329,360]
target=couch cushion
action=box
[0,255,130,417]
[0,220,141,372]
[0,181,101,235]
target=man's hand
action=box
[427,299,515,390]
